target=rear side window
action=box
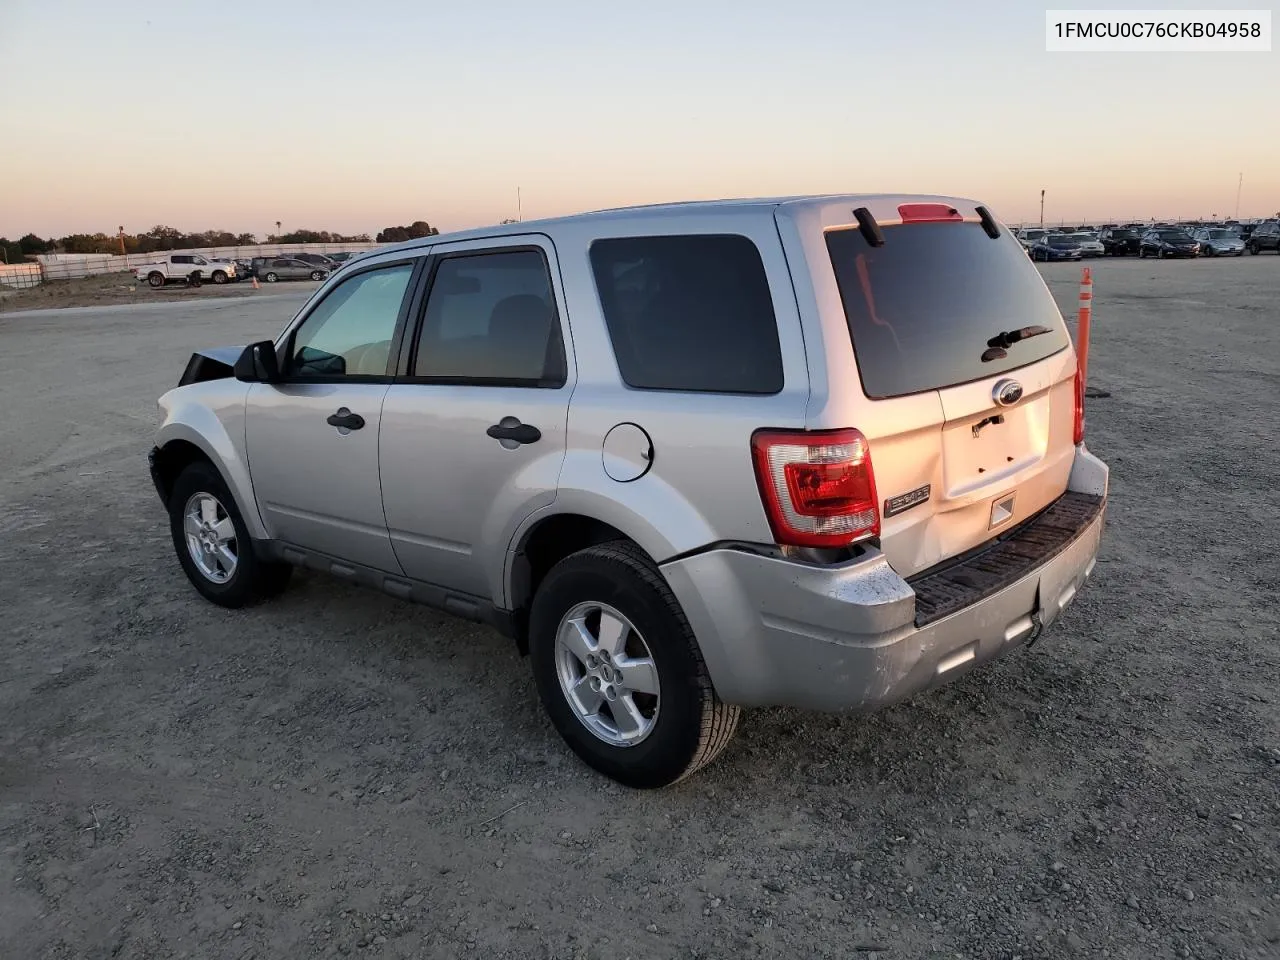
[590,234,783,395]
[826,223,1070,399]
[412,249,566,385]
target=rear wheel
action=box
[264,272,278,282]
[168,461,292,608]
[528,541,740,788]
[147,271,165,287]
[310,270,324,281]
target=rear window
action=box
[826,223,1069,399]
[590,234,783,394]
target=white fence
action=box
[29,241,385,284]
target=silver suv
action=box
[149,195,1108,788]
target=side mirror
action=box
[234,340,281,383]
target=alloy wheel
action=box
[554,601,660,747]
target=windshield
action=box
[1048,236,1080,247]
[1158,230,1192,240]
[1207,230,1233,239]
[825,223,1070,399]
[1112,230,1136,238]
[1068,234,1095,242]
[1024,230,1045,239]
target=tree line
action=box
[1,221,442,264]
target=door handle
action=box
[326,408,365,431]
[486,420,541,445]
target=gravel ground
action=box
[1,258,1277,960]
[0,273,324,313]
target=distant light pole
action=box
[118,225,126,256]
[275,221,282,240]
[1039,190,1045,228]
[1234,173,1243,219]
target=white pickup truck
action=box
[134,254,238,288]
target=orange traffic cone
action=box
[252,276,260,290]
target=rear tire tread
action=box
[531,539,740,787]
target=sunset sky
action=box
[1,0,1275,239]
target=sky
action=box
[0,0,1275,239]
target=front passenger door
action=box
[244,260,420,572]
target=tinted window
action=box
[589,235,783,394]
[1112,229,1137,238]
[289,264,414,377]
[826,223,1069,399]
[412,249,565,385]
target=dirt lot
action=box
[1,259,1277,960]
[0,273,324,313]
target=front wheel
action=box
[264,272,278,282]
[1248,243,1259,255]
[211,270,228,284]
[168,461,292,608]
[528,541,740,788]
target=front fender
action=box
[155,381,265,540]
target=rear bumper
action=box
[662,446,1108,712]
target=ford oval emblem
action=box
[993,379,1023,407]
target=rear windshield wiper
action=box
[982,324,1052,361]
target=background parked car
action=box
[1066,232,1105,257]
[256,257,329,282]
[1100,227,1141,256]
[1247,221,1280,254]
[1191,227,1245,257]
[1016,227,1048,249]
[132,253,237,288]
[289,252,340,271]
[1139,229,1200,259]
[1030,234,1083,261]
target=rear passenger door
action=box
[378,237,573,600]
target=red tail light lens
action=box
[751,428,879,548]
[1073,362,1086,446]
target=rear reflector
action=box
[898,202,962,223]
[1073,362,1086,446]
[751,428,879,548]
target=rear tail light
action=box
[751,428,879,548]
[1073,362,1086,446]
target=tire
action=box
[1137,247,1144,259]
[1158,247,1165,259]
[168,461,292,608]
[1248,243,1258,255]
[147,271,165,288]
[264,272,278,282]
[528,540,740,788]
[310,270,324,281]
[211,270,228,284]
